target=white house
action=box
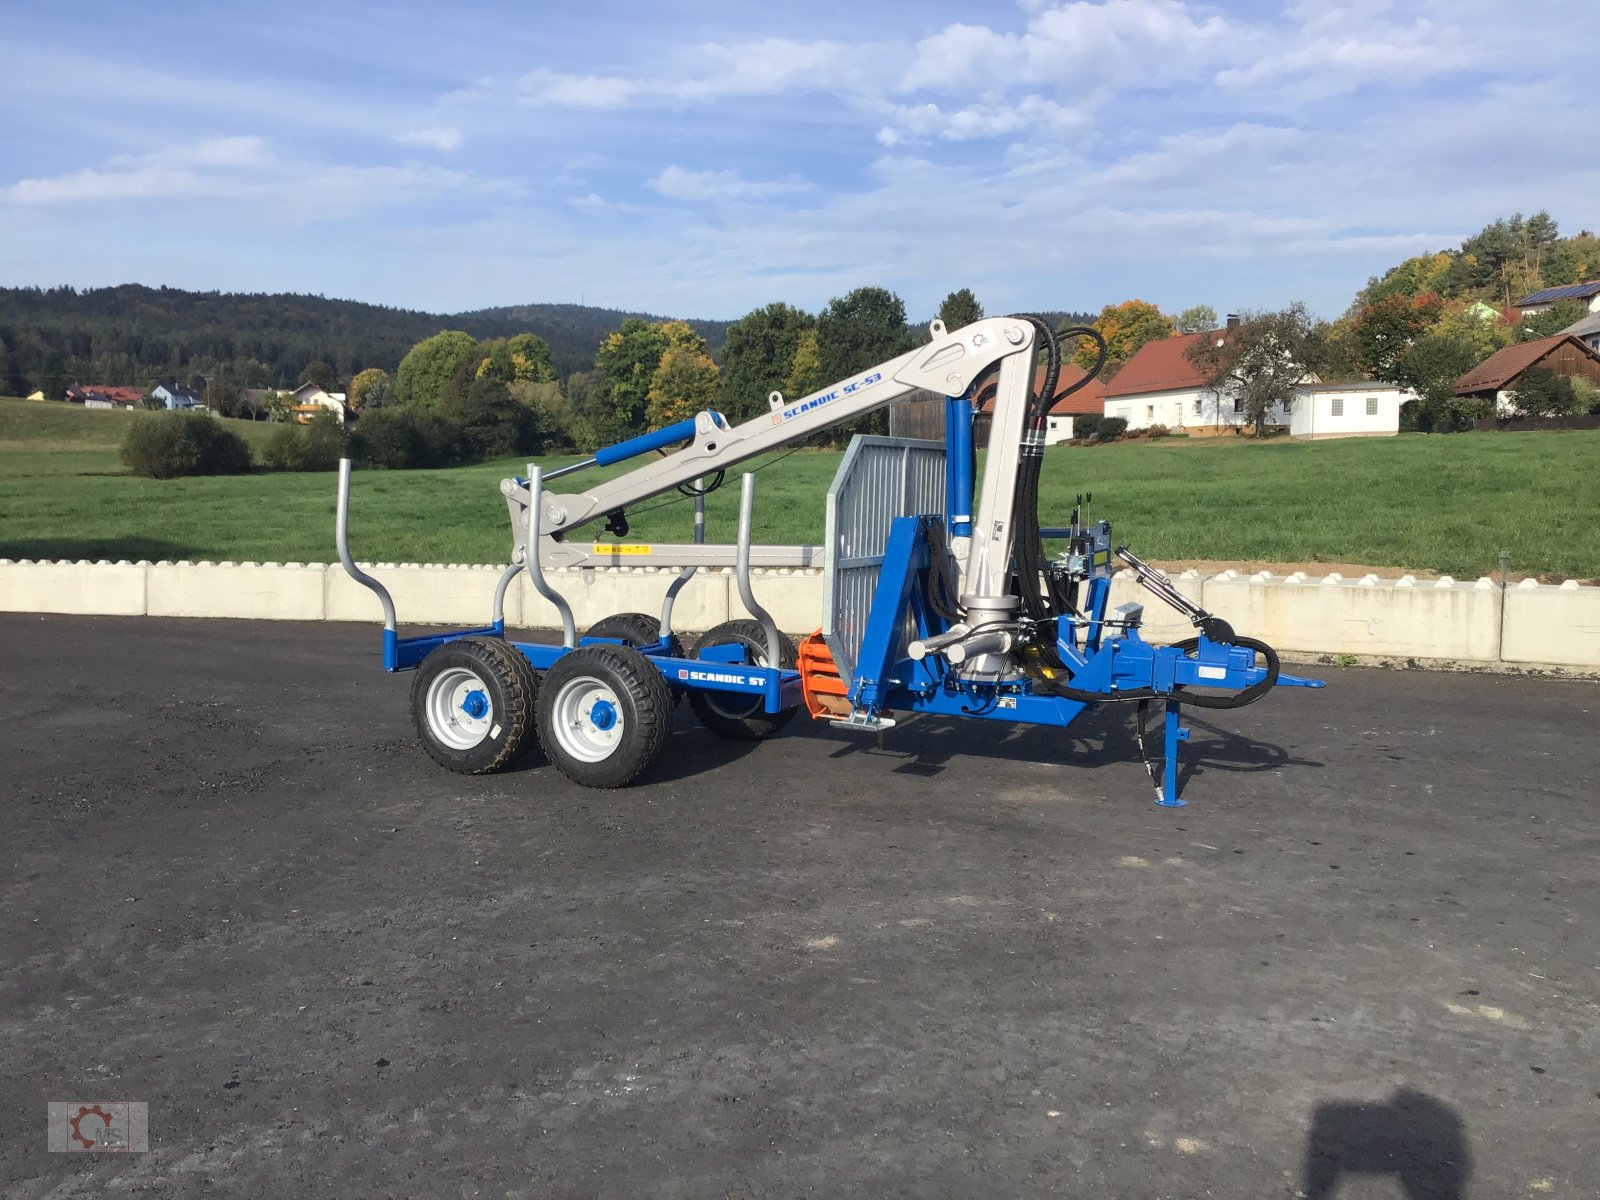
[1100,329,1291,434]
[1042,363,1108,443]
[1287,382,1412,439]
[1101,328,1406,438]
[289,382,348,424]
[1515,280,1600,317]
[150,383,206,411]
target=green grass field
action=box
[2,397,1596,579]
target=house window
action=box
[1330,397,1344,417]
[1366,396,1379,416]
[1232,397,1243,414]
[1194,397,1203,414]
[1146,404,1154,420]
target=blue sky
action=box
[2,0,1594,321]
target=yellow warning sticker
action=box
[592,544,652,556]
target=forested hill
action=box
[0,284,732,394]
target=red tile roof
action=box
[1039,362,1108,415]
[1453,334,1600,395]
[1100,330,1222,398]
[89,386,147,404]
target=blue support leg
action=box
[1157,697,1190,808]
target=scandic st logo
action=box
[778,372,883,422]
[677,669,749,685]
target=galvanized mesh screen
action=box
[823,436,946,687]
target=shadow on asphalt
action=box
[813,707,1321,790]
[1302,1088,1471,1199]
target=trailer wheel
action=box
[411,637,539,774]
[585,611,683,656]
[537,644,674,788]
[687,619,799,742]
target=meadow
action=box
[2,398,1596,580]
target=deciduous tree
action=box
[394,330,478,408]
[595,319,707,435]
[1186,303,1330,435]
[298,360,338,391]
[1174,304,1217,334]
[646,345,720,430]
[1072,299,1174,375]
[1353,292,1445,380]
[348,367,392,410]
[720,302,814,422]
[937,288,984,330]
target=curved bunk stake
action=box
[734,471,781,670]
[523,463,578,649]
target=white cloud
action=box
[397,126,463,152]
[649,166,809,202]
[2,136,491,218]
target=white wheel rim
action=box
[427,666,495,750]
[551,675,625,763]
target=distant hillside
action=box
[0,284,730,395]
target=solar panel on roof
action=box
[1517,280,1600,305]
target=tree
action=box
[298,360,338,391]
[261,389,294,423]
[719,302,815,422]
[210,379,243,418]
[815,286,918,440]
[937,288,984,330]
[815,286,916,384]
[1072,299,1175,374]
[646,345,720,430]
[348,367,392,410]
[394,330,478,407]
[1186,303,1330,435]
[1174,304,1217,334]
[505,332,556,382]
[783,329,824,401]
[1390,309,1512,432]
[1507,366,1583,418]
[1352,292,1446,380]
[1354,253,1454,309]
[1516,299,1588,341]
[594,319,706,435]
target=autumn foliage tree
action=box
[1352,292,1446,379]
[646,345,720,430]
[1072,299,1174,375]
[596,319,708,436]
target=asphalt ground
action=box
[2,615,1597,1199]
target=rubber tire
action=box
[584,612,684,656]
[686,619,799,742]
[411,636,539,775]
[536,644,674,788]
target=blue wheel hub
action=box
[589,699,618,731]
[461,688,490,720]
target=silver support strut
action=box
[524,464,577,648]
[735,472,781,669]
[659,478,705,639]
[335,458,397,632]
[491,563,524,628]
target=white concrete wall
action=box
[2,558,1599,673]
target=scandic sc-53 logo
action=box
[773,371,883,423]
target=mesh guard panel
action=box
[822,436,946,687]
